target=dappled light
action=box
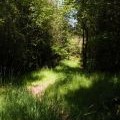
[0,0,120,120]
[1,58,120,120]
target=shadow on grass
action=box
[0,69,45,86]
[64,75,120,120]
[45,61,120,120]
[1,59,120,120]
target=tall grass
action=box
[0,86,61,120]
[0,58,120,120]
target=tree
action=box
[76,0,120,72]
[0,0,72,77]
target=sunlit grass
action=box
[56,74,92,96]
[60,59,80,68]
[0,58,120,120]
[0,86,61,120]
[26,68,58,86]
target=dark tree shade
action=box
[0,0,70,76]
[76,0,120,72]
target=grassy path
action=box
[0,58,120,120]
[28,76,57,96]
[27,58,81,97]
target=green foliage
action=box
[0,0,72,76]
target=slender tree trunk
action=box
[82,24,89,69]
[82,28,86,69]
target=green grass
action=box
[0,58,120,120]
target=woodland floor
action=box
[28,77,56,96]
[0,58,120,120]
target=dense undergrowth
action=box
[0,58,120,120]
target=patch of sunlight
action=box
[0,95,6,112]
[112,74,119,84]
[61,59,80,68]
[26,68,59,87]
[55,65,63,71]
[59,74,93,96]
